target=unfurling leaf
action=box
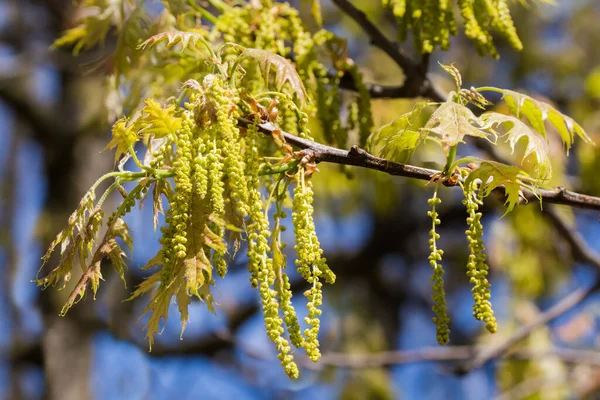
[105,117,139,163]
[481,112,552,179]
[440,63,462,91]
[138,31,210,53]
[423,101,494,152]
[137,99,182,138]
[237,48,308,106]
[479,87,594,151]
[465,161,536,215]
[366,102,429,163]
[152,180,171,232]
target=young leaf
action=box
[439,63,462,91]
[105,117,139,164]
[138,31,210,53]
[237,48,308,106]
[465,161,535,215]
[366,102,429,163]
[132,271,176,349]
[479,87,594,150]
[481,112,552,179]
[137,99,182,138]
[423,101,494,152]
[61,261,103,316]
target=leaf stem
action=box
[128,145,149,172]
[444,145,458,175]
[186,0,218,24]
[258,160,300,176]
[475,86,502,93]
[97,181,120,208]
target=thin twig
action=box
[338,73,417,99]
[237,118,600,211]
[456,283,600,374]
[544,207,600,267]
[331,0,446,102]
[299,346,600,370]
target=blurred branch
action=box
[455,206,600,374]
[331,0,446,102]
[238,118,600,211]
[494,376,567,400]
[0,80,58,137]
[544,207,600,268]
[295,346,600,370]
[338,74,418,99]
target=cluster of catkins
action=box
[42,0,375,379]
[426,181,497,345]
[463,182,497,333]
[383,0,522,57]
[128,76,336,378]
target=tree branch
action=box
[338,73,417,99]
[237,118,600,212]
[331,0,446,102]
[297,346,600,370]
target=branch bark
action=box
[237,118,600,212]
[300,346,600,370]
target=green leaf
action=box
[366,102,429,163]
[423,101,493,152]
[479,87,594,151]
[465,161,535,215]
[481,112,552,179]
[237,48,308,107]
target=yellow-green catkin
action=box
[271,181,304,349]
[427,186,450,345]
[493,0,523,51]
[313,63,345,147]
[172,114,195,260]
[245,123,299,379]
[292,169,335,362]
[463,183,497,333]
[386,0,455,53]
[459,0,491,56]
[212,79,249,218]
[345,60,374,147]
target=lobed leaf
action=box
[479,87,594,151]
[237,48,308,107]
[423,101,494,152]
[481,112,552,179]
[465,161,536,215]
[366,102,429,163]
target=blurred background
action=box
[1,0,600,399]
